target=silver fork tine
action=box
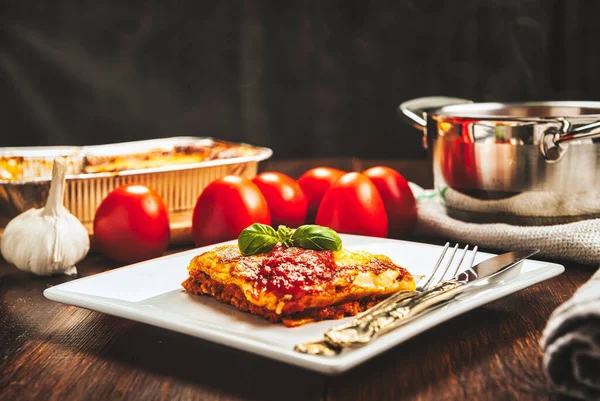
[429,243,459,288]
[417,242,449,291]
[449,244,470,278]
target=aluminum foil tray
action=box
[0,137,272,222]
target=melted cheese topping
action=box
[83,154,208,173]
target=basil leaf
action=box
[277,225,294,247]
[290,225,342,251]
[238,223,279,256]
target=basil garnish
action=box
[237,223,342,256]
[238,223,279,256]
[290,224,342,252]
[276,225,293,247]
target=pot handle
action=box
[541,118,600,163]
[398,97,473,129]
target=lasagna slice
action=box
[182,244,415,327]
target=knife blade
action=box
[455,248,539,285]
[314,248,540,351]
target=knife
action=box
[295,248,539,355]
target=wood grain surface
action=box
[0,159,593,401]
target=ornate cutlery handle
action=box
[355,289,419,320]
[293,291,419,357]
[324,280,464,348]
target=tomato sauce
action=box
[256,246,337,297]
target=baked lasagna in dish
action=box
[81,140,261,173]
[182,244,415,327]
[0,140,262,181]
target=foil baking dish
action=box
[0,137,272,222]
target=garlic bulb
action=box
[0,157,89,275]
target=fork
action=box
[294,242,478,356]
[356,242,478,319]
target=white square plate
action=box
[44,235,564,375]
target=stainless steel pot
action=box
[398,97,600,225]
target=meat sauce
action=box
[256,245,337,297]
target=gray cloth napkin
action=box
[409,184,600,266]
[541,268,600,400]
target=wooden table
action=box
[0,159,594,401]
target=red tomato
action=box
[363,166,417,238]
[297,167,346,223]
[94,185,170,263]
[315,172,388,237]
[192,175,270,247]
[252,172,307,228]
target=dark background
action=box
[0,0,597,158]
